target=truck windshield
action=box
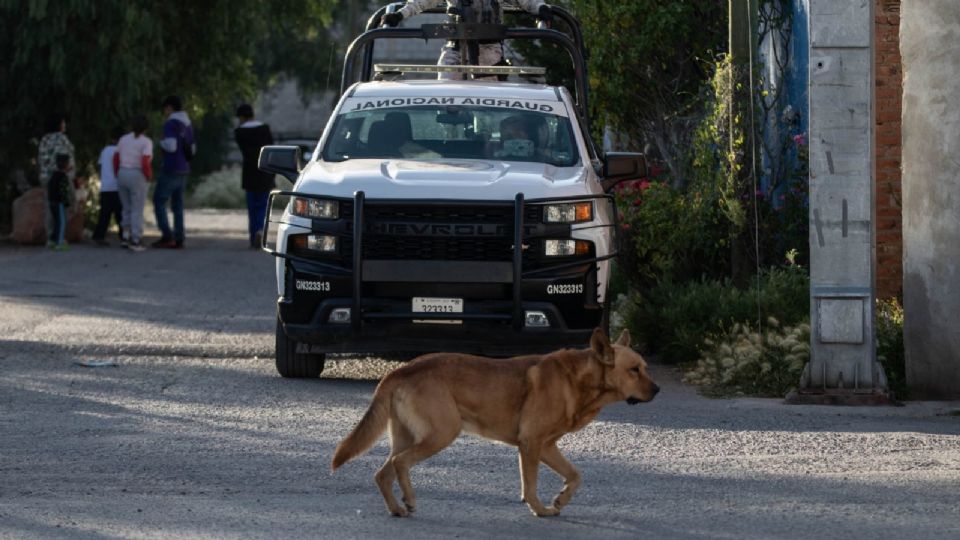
[321,100,579,167]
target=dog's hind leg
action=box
[391,407,460,515]
[375,455,407,517]
[540,443,581,510]
[376,420,415,517]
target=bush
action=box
[627,266,809,363]
[877,298,907,399]
[683,319,810,397]
[189,167,245,209]
[615,177,731,290]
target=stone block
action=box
[11,188,47,245]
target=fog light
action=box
[308,234,337,253]
[289,234,337,253]
[544,239,590,256]
[328,307,351,324]
[524,310,550,328]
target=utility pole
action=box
[788,0,890,404]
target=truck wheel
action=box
[275,318,326,378]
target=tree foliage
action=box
[569,0,725,185]
[0,0,338,189]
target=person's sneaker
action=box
[128,241,146,252]
[46,240,56,249]
[52,243,70,252]
[173,240,185,249]
[93,238,110,247]
[152,238,177,249]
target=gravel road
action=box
[1,210,958,540]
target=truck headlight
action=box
[289,234,338,253]
[291,197,339,219]
[544,239,590,256]
[543,202,592,224]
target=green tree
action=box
[570,0,725,185]
[0,0,338,229]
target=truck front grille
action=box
[315,202,591,271]
[354,203,539,263]
[362,236,513,261]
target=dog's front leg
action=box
[540,443,581,510]
[518,442,560,517]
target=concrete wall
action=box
[901,2,960,399]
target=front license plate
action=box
[412,297,464,313]
[412,297,463,324]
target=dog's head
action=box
[590,328,659,404]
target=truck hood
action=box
[292,159,595,200]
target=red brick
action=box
[876,86,901,100]
[874,0,903,297]
[877,66,899,77]
[877,110,902,123]
[878,135,902,147]
[876,98,900,110]
[876,146,902,158]
[877,158,901,169]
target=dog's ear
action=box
[614,329,631,348]
[590,327,615,365]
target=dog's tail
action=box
[331,379,394,471]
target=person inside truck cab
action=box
[366,111,438,159]
[524,114,551,160]
[494,114,542,161]
[382,0,553,80]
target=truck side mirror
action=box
[601,152,647,191]
[259,146,303,182]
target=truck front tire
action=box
[275,318,326,378]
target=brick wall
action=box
[875,0,903,299]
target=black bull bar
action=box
[261,191,620,333]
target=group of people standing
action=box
[40,95,195,252]
[40,97,274,252]
[105,95,195,251]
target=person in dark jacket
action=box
[234,104,276,248]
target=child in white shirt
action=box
[92,127,125,246]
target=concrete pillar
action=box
[791,0,889,403]
[901,2,960,399]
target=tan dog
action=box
[331,328,659,517]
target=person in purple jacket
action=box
[154,95,195,249]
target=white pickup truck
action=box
[258,4,645,377]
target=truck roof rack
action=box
[342,3,590,127]
[373,63,547,77]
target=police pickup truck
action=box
[258,4,645,377]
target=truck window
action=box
[322,102,579,167]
